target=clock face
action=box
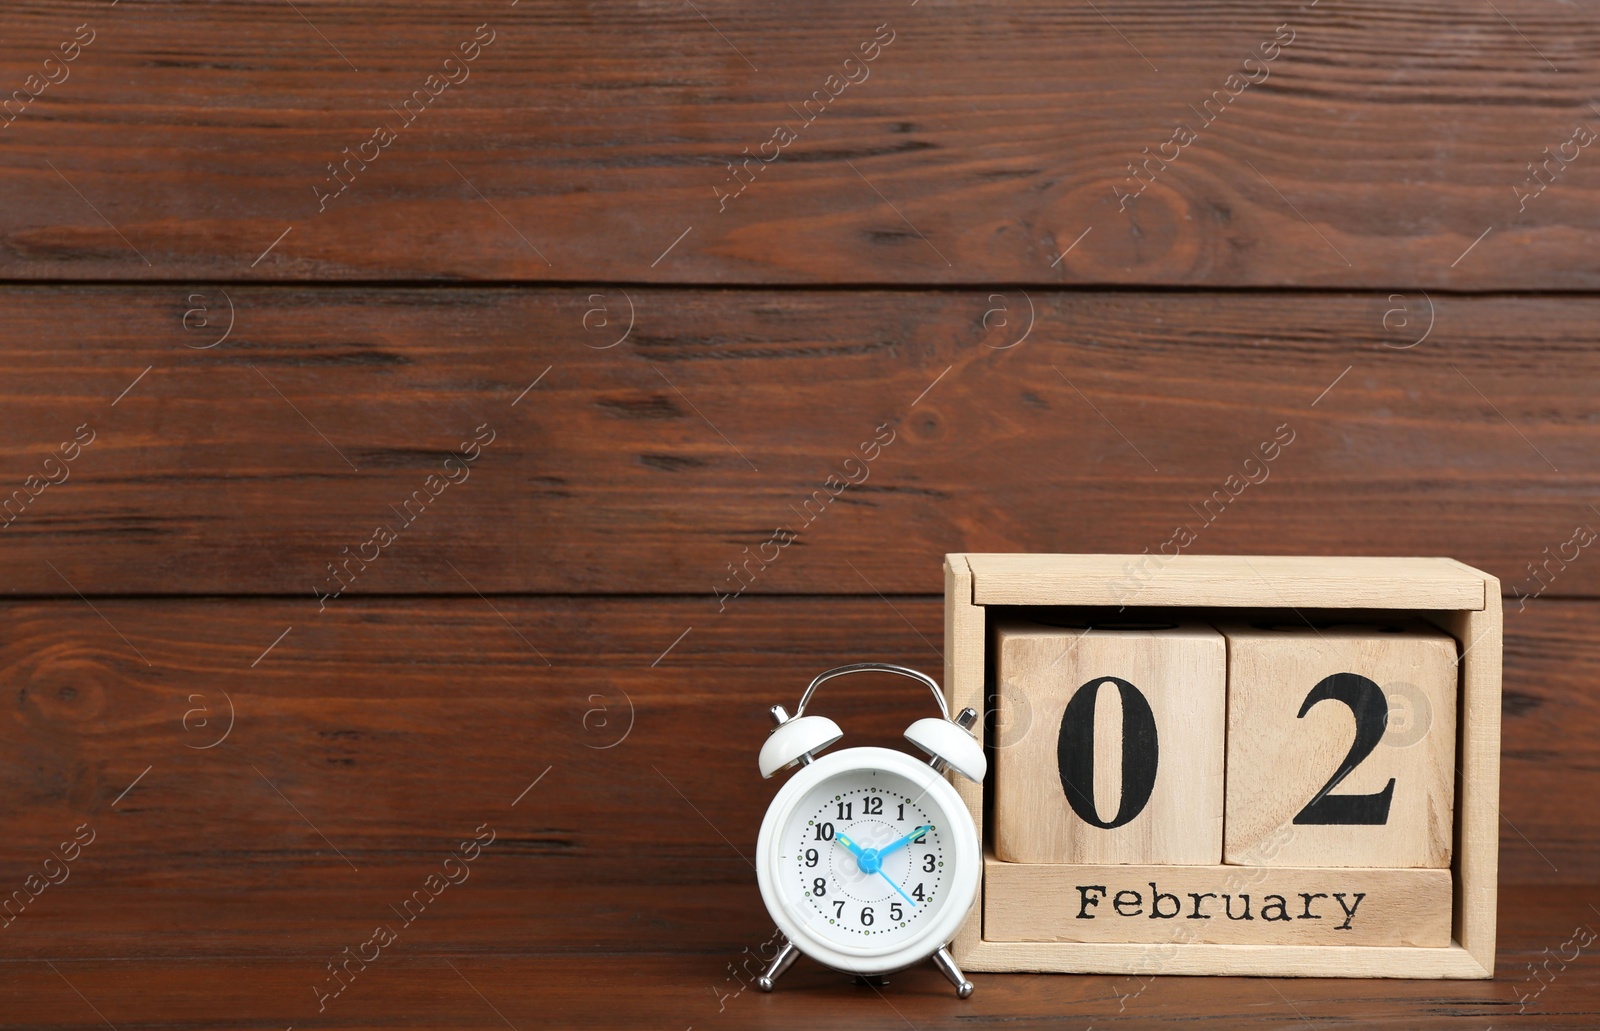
[757,747,979,973]
[780,769,950,949]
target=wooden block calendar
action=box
[943,554,1502,979]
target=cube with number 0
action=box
[993,615,1226,865]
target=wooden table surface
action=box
[2,1,1598,1027]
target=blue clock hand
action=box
[877,868,917,908]
[876,825,932,859]
[832,832,867,860]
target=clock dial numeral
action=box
[791,782,947,942]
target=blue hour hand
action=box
[832,832,867,860]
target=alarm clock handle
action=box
[796,662,950,720]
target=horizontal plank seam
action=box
[1,279,1600,299]
[0,589,1589,602]
[0,590,952,602]
[0,922,1568,966]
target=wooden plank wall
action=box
[2,1,1598,1026]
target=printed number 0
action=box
[1292,672,1395,825]
[1056,677,1159,829]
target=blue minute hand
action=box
[876,825,932,860]
[878,869,917,907]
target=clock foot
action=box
[756,938,798,992]
[851,974,890,987]
[932,945,973,999]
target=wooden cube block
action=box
[1220,617,1458,868]
[993,616,1226,865]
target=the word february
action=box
[1075,882,1366,929]
[986,863,1450,946]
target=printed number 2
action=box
[1292,672,1395,825]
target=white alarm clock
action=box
[753,663,986,998]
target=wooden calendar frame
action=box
[944,554,1502,978]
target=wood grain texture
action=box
[1,886,1596,1029]
[0,595,946,960]
[968,555,1487,609]
[0,0,1591,1020]
[2,2,1600,286]
[1435,591,1506,976]
[943,555,987,967]
[0,594,1590,963]
[2,286,1599,597]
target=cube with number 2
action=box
[1219,618,1457,868]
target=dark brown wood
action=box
[1,3,1593,1024]
[0,2,1597,286]
[1,886,1597,1028]
[2,286,1598,596]
[0,596,1592,968]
